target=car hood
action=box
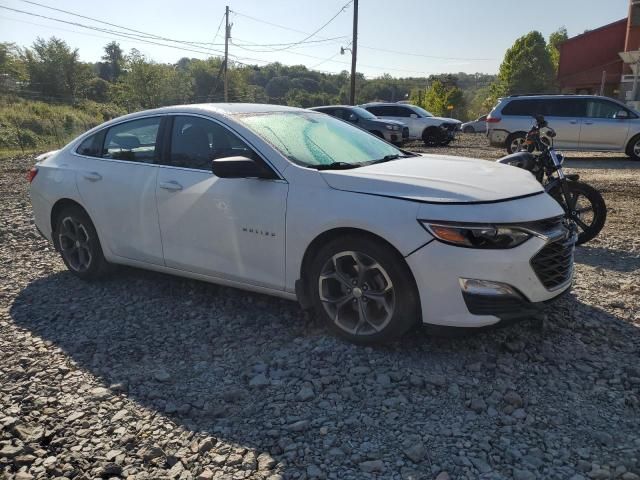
[320,154,544,203]
[430,116,462,124]
[370,118,405,127]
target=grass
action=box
[0,96,125,158]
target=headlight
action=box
[419,221,532,249]
[385,124,400,131]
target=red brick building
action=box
[558,0,640,100]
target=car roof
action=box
[360,102,415,107]
[503,95,616,101]
[310,105,355,110]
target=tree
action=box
[492,31,556,97]
[412,80,464,117]
[265,76,292,99]
[24,37,92,101]
[548,27,568,72]
[0,42,27,85]
[99,41,124,82]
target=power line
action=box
[0,5,228,57]
[359,45,494,62]
[230,6,493,62]
[231,35,348,50]
[231,0,353,53]
[15,0,224,48]
[211,12,226,45]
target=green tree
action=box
[24,37,93,102]
[492,31,556,97]
[412,80,464,117]
[99,41,124,82]
[0,42,27,85]
[548,27,568,72]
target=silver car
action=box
[461,114,487,133]
[487,95,640,159]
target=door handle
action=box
[584,121,594,125]
[569,120,578,125]
[83,171,102,182]
[159,181,183,192]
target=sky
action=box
[0,0,630,78]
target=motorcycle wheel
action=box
[550,181,606,245]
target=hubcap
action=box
[634,140,640,157]
[58,216,92,272]
[510,137,524,152]
[318,251,395,336]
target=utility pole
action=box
[224,5,230,102]
[349,0,358,105]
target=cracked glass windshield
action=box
[238,111,406,169]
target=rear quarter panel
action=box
[29,151,83,241]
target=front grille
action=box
[441,123,458,132]
[402,127,409,138]
[531,238,574,290]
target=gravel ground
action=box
[1,134,639,480]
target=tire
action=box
[53,205,111,280]
[625,134,640,160]
[308,234,419,344]
[422,127,441,147]
[505,132,527,154]
[550,181,607,245]
[463,126,475,134]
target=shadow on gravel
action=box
[562,158,639,170]
[576,245,640,273]
[9,268,640,477]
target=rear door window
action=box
[546,99,586,117]
[103,117,161,163]
[76,130,106,158]
[502,99,544,116]
[586,99,626,119]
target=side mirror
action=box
[409,113,419,119]
[211,156,276,179]
[614,110,629,119]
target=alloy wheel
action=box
[318,251,395,336]
[633,139,640,157]
[569,192,595,233]
[58,216,93,272]
[510,137,525,153]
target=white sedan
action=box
[29,104,575,344]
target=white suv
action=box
[361,103,461,146]
[488,94,640,159]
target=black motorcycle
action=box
[497,115,606,245]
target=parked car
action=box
[310,105,408,145]
[360,102,462,146]
[488,94,640,158]
[461,114,488,133]
[29,104,574,344]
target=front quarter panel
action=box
[284,166,428,293]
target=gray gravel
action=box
[1,135,639,479]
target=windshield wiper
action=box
[308,162,361,170]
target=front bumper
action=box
[406,235,573,328]
[382,128,406,144]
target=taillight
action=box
[27,167,38,183]
[486,116,501,123]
